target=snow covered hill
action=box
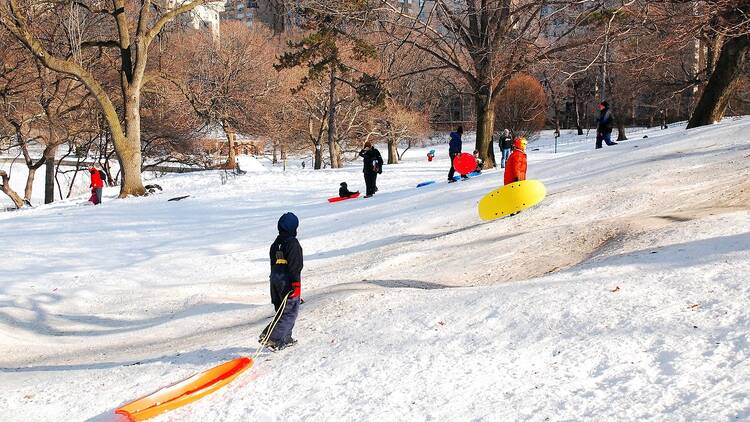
[1,119,749,421]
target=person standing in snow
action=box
[260,212,303,351]
[89,167,104,205]
[359,141,383,198]
[504,137,528,186]
[498,128,513,168]
[596,101,618,149]
[447,126,467,182]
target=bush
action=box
[495,74,547,140]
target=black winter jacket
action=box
[598,108,614,134]
[359,147,384,175]
[270,214,303,282]
[270,235,303,282]
[499,134,513,150]
[339,186,357,197]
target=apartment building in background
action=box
[221,0,296,32]
[167,0,225,37]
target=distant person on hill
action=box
[88,167,103,205]
[259,212,303,351]
[499,128,513,168]
[339,182,359,198]
[596,101,618,149]
[448,126,467,182]
[473,150,484,174]
[359,141,383,198]
[504,137,528,186]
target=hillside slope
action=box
[1,120,749,421]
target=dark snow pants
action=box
[447,152,459,180]
[501,149,511,168]
[364,172,378,196]
[596,131,615,149]
[267,271,299,344]
[90,188,102,205]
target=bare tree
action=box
[163,24,282,169]
[364,99,429,164]
[0,169,24,208]
[495,74,546,140]
[0,0,211,197]
[276,0,384,168]
[379,0,598,167]
[686,1,750,127]
[0,35,91,204]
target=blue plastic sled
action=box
[452,171,482,181]
[417,181,436,188]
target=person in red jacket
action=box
[504,137,527,185]
[89,167,104,205]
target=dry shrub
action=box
[495,74,547,140]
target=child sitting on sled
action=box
[473,150,484,174]
[339,182,359,198]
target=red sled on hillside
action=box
[327,193,360,203]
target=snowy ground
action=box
[1,119,749,421]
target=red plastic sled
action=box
[328,193,360,203]
[453,153,477,175]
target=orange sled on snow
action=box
[116,357,253,421]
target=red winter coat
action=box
[504,149,527,185]
[90,169,104,189]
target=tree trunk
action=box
[688,34,750,129]
[0,170,24,209]
[475,90,496,168]
[272,141,278,164]
[616,119,628,142]
[387,137,398,164]
[313,144,322,169]
[572,82,584,135]
[44,155,55,204]
[327,66,340,168]
[24,167,36,203]
[44,144,58,204]
[119,91,146,197]
[224,125,237,169]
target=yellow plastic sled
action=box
[116,357,253,421]
[477,180,546,221]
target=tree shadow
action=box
[362,279,454,290]
[307,221,490,261]
[0,292,256,337]
[1,346,255,373]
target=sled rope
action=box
[253,291,291,360]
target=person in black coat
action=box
[359,141,383,197]
[259,212,303,350]
[447,126,466,182]
[596,101,618,149]
[498,128,513,168]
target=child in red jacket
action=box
[89,167,104,205]
[504,138,527,185]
